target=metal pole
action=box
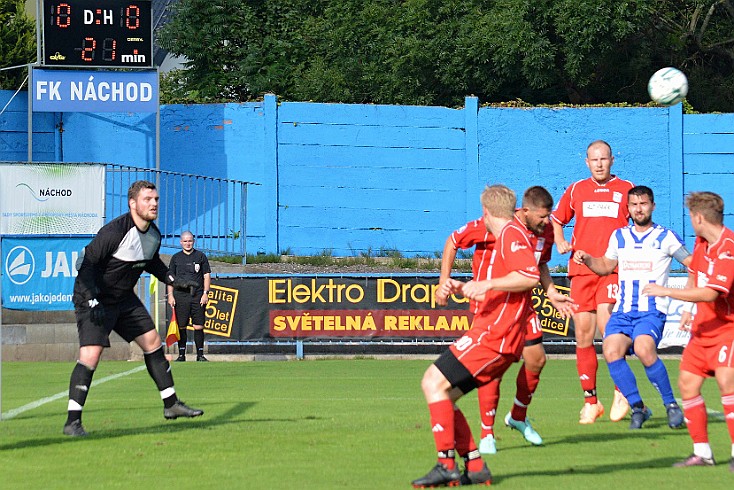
[27,65,33,163]
[155,68,161,184]
[36,0,42,63]
[246,182,252,264]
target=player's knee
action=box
[525,352,546,372]
[421,366,446,399]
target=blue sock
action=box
[607,358,642,406]
[644,358,676,405]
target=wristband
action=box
[682,302,695,314]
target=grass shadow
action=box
[0,401,325,451]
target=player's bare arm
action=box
[642,282,719,302]
[677,272,696,331]
[539,263,577,319]
[436,236,459,306]
[438,277,465,300]
[551,219,572,254]
[201,272,211,306]
[572,250,617,276]
[462,271,537,301]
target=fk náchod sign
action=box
[32,68,158,113]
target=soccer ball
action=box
[648,67,688,106]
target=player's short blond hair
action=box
[481,184,516,220]
[686,191,724,225]
[587,139,612,157]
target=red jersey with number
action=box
[471,221,540,357]
[688,228,734,346]
[451,215,552,313]
[551,176,633,276]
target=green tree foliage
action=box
[0,0,36,90]
[158,0,734,111]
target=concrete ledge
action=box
[1,324,131,362]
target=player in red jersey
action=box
[643,192,734,471]
[437,186,575,454]
[413,185,559,488]
[551,140,635,424]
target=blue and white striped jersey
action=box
[604,224,689,313]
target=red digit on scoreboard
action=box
[55,3,71,28]
[81,37,96,62]
[126,4,140,29]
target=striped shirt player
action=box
[579,185,689,430]
[605,224,690,316]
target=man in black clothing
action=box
[64,180,203,437]
[168,231,212,362]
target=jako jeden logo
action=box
[5,246,35,285]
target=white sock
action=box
[693,442,713,459]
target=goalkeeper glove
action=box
[168,275,198,294]
[87,298,105,326]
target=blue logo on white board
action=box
[5,246,35,285]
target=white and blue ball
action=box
[648,67,688,106]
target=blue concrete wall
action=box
[0,91,58,161]
[478,106,685,238]
[683,114,734,242]
[3,89,733,265]
[276,100,467,255]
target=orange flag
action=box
[166,310,180,347]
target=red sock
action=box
[453,407,483,472]
[681,395,708,444]
[477,379,500,438]
[453,406,477,456]
[722,393,734,444]
[576,346,598,404]
[511,364,541,421]
[428,399,456,469]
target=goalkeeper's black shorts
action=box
[75,294,154,347]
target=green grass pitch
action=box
[0,358,732,489]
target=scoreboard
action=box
[42,0,153,67]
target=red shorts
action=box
[570,274,618,313]
[680,335,734,378]
[525,313,543,345]
[446,331,521,389]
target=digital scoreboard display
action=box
[42,0,153,67]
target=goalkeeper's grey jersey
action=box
[73,212,169,305]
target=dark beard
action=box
[633,216,652,227]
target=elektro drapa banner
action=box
[204,275,575,341]
[0,163,105,235]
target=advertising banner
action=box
[658,276,692,349]
[0,163,105,235]
[203,275,576,342]
[32,68,158,113]
[1,236,89,310]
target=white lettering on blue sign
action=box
[70,76,153,102]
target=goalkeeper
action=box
[63,180,203,437]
